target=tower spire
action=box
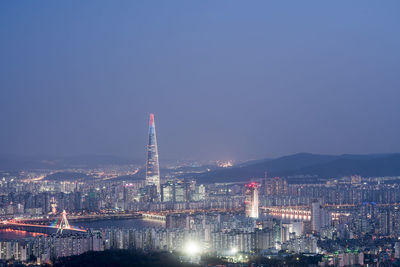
[145,113,161,194]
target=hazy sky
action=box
[0,1,399,161]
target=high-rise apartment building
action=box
[265,176,288,196]
[311,201,321,232]
[145,113,161,194]
[395,242,400,259]
[161,181,174,202]
[311,200,331,233]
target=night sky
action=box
[1,1,399,161]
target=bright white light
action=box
[185,241,201,255]
[230,247,238,255]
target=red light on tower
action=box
[245,182,258,189]
[149,113,154,126]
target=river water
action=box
[0,218,164,240]
[73,218,164,230]
[0,229,47,240]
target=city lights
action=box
[184,241,201,256]
[0,114,397,267]
[230,247,238,255]
[1,0,398,265]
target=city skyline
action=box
[1,1,400,266]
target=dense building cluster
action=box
[0,232,102,263]
[0,173,400,266]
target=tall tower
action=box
[145,113,161,194]
[245,182,259,218]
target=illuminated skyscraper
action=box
[245,182,259,218]
[145,113,160,194]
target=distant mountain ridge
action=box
[189,153,400,183]
[45,171,92,181]
[0,154,142,170]
[2,153,400,184]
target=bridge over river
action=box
[1,210,87,235]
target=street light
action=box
[185,241,201,256]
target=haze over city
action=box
[1,1,400,161]
[1,2,400,267]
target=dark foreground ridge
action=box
[53,250,196,267]
[51,250,324,267]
